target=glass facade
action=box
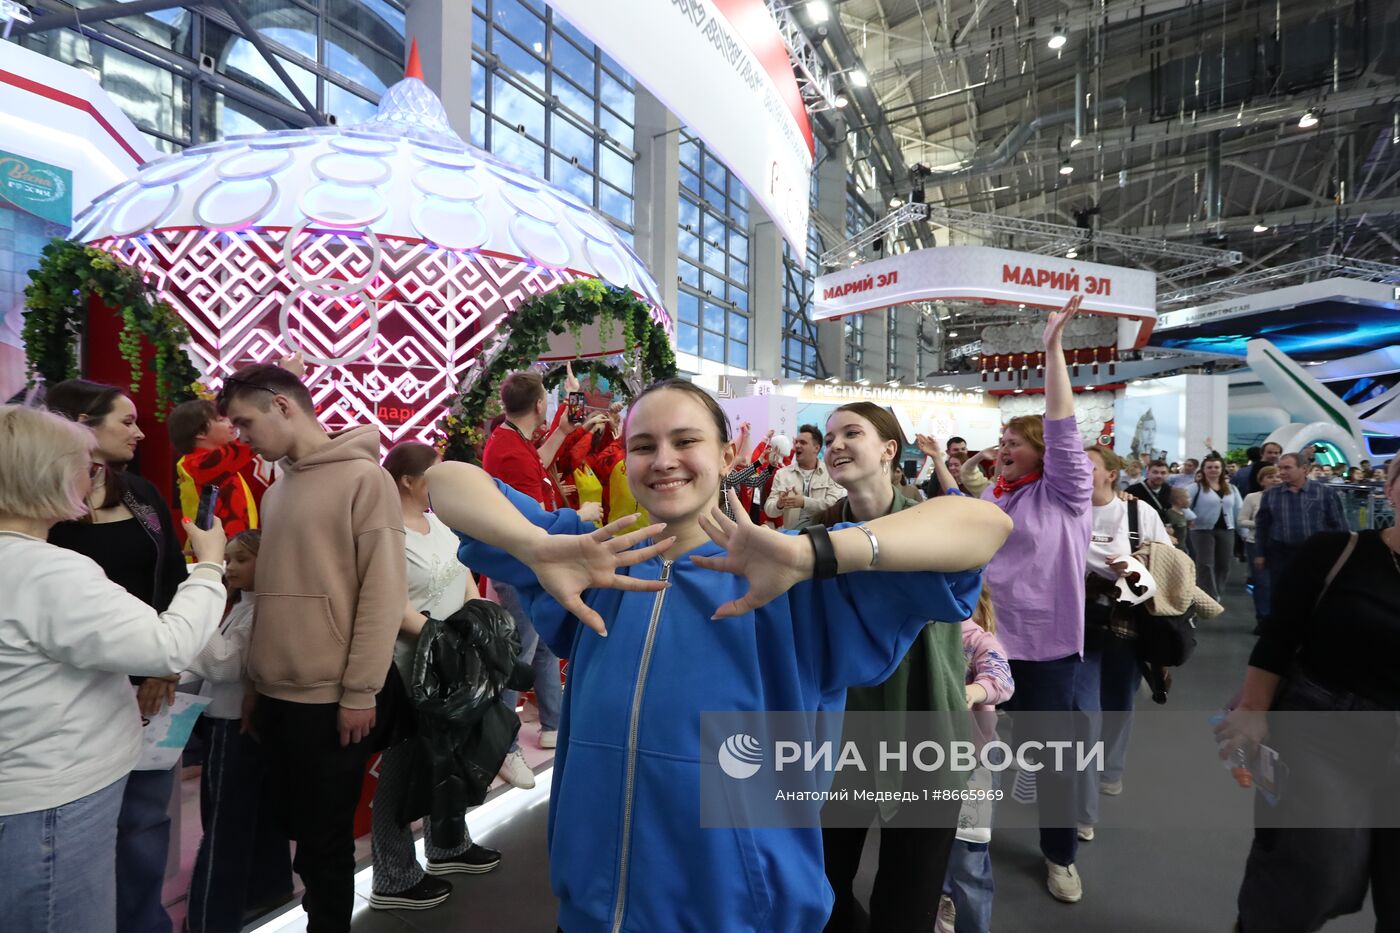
[19,0,405,151]
[470,0,637,234]
[11,0,908,383]
[676,132,750,369]
[781,229,822,378]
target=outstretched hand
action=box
[692,490,813,618]
[564,361,581,393]
[915,434,941,458]
[1043,294,1082,349]
[528,516,676,635]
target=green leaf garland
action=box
[437,279,676,462]
[21,238,200,418]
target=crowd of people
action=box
[1,304,1397,933]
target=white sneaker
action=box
[1077,823,1095,842]
[497,750,536,789]
[1100,779,1123,796]
[539,729,558,749]
[1046,860,1083,903]
[935,893,956,933]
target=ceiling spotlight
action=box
[1048,25,1067,50]
[1070,136,1083,148]
[806,0,830,23]
[834,94,849,109]
[857,378,871,386]
[1059,158,1074,176]
[886,379,901,387]
[1298,108,1319,129]
[1065,248,1078,259]
[889,196,903,207]
[847,249,857,258]
[1014,387,1026,394]
[826,375,841,383]
[948,331,959,337]
[849,69,869,88]
[915,381,928,388]
[1253,220,1270,233]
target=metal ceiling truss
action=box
[820,203,1243,274]
[1159,254,1400,306]
[764,0,841,113]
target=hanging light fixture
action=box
[1059,158,1075,176]
[805,0,830,24]
[849,68,869,88]
[1253,220,1270,233]
[1298,108,1319,129]
[1048,24,1067,50]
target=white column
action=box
[1183,374,1231,459]
[405,0,474,143]
[632,87,680,316]
[749,206,783,377]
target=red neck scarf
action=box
[993,470,1043,498]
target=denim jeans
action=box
[1003,655,1081,867]
[187,718,292,933]
[118,765,177,933]
[943,840,995,933]
[496,582,562,744]
[1073,635,1142,826]
[0,776,127,933]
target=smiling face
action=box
[1202,459,1224,486]
[624,389,734,525]
[823,409,898,491]
[84,394,144,465]
[1261,443,1282,464]
[997,427,1042,483]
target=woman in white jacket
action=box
[0,405,227,933]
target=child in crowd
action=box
[169,353,303,534]
[184,531,292,932]
[427,378,1012,933]
[1166,485,1195,551]
[939,586,1014,933]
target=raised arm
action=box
[1043,295,1081,422]
[694,490,1012,617]
[427,461,672,633]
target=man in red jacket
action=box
[481,370,596,788]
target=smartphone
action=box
[567,391,587,423]
[195,484,220,531]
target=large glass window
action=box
[781,228,822,378]
[22,0,405,149]
[470,1,637,233]
[677,132,750,369]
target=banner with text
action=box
[0,150,72,225]
[548,0,813,254]
[813,246,1158,348]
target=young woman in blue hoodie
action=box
[427,379,1012,933]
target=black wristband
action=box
[800,524,839,580]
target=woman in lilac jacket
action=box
[981,299,1095,904]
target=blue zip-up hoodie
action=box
[459,480,982,933]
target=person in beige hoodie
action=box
[219,363,405,933]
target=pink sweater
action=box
[963,620,1014,749]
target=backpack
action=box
[1128,500,1199,670]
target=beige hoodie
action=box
[250,426,406,708]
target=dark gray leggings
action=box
[1189,527,1235,599]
